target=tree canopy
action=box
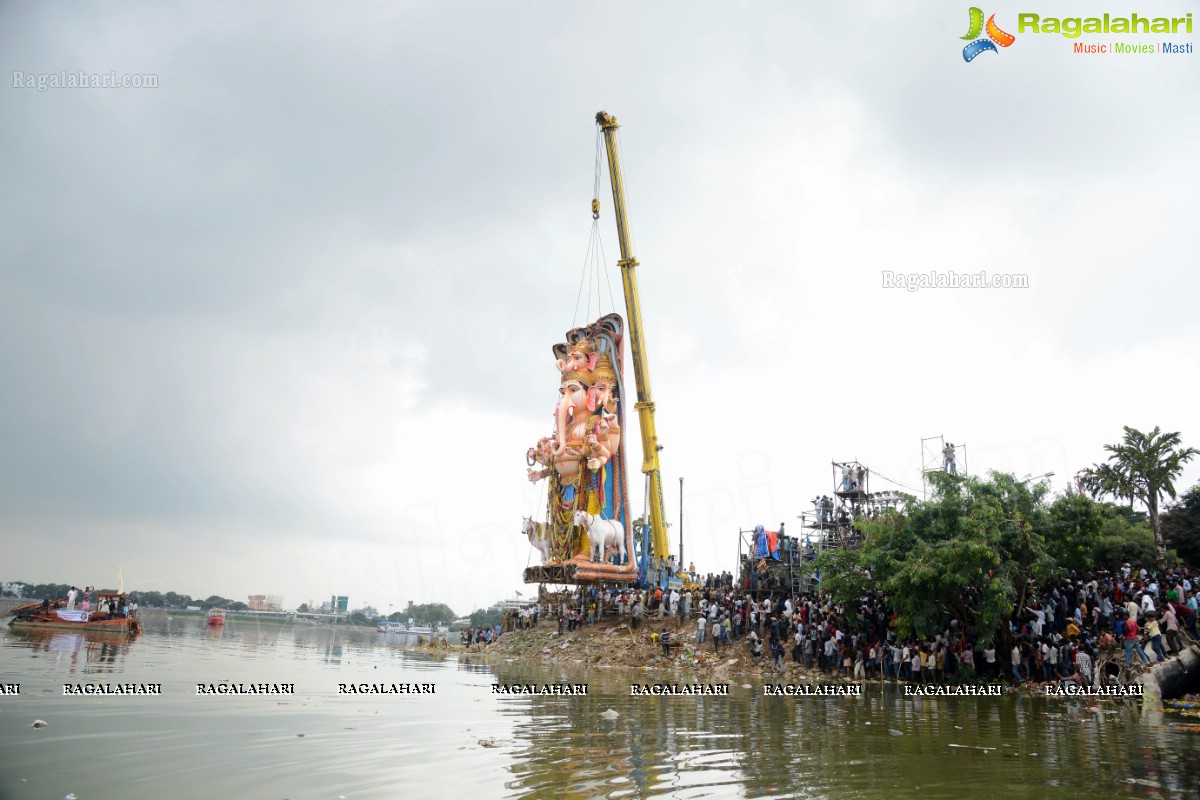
[1162,483,1200,566]
[405,603,458,626]
[1079,426,1197,570]
[469,607,502,628]
[817,471,1106,647]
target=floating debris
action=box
[600,708,620,720]
[1126,777,1162,788]
[888,729,903,736]
[31,720,48,728]
[478,738,498,747]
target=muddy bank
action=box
[471,617,875,684]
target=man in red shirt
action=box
[1123,613,1151,667]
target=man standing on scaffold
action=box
[943,443,957,475]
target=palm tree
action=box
[1079,426,1197,571]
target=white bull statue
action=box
[521,516,552,563]
[572,510,626,563]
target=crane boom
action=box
[595,110,670,574]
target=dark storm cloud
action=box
[0,0,1195,595]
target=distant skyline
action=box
[2,1,1197,614]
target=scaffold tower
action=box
[920,435,967,499]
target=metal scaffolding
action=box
[920,435,967,499]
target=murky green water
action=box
[1,616,1197,799]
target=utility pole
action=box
[679,476,684,572]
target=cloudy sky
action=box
[2,1,1196,616]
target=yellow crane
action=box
[595,110,671,579]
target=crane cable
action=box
[571,127,619,328]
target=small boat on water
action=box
[7,594,141,635]
[207,608,226,626]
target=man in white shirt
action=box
[696,615,707,644]
[66,586,77,611]
[1125,599,1141,621]
[1141,593,1156,615]
[1027,606,1046,636]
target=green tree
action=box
[818,471,1059,647]
[1079,426,1197,571]
[296,603,309,613]
[407,603,457,626]
[1044,490,1105,572]
[1161,483,1200,566]
[1092,505,1157,569]
[25,584,71,602]
[469,607,502,628]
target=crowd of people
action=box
[528,562,1197,685]
[35,585,137,620]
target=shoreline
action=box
[445,617,1152,702]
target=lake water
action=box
[2,616,1198,799]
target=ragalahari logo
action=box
[962,7,1016,61]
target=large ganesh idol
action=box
[525,314,632,579]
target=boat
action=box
[207,608,226,626]
[7,594,141,635]
[377,620,433,635]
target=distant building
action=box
[248,595,283,612]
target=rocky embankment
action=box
[474,617,858,684]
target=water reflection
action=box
[9,628,134,677]
[489,662,1200,800]
[1,621,1198,800]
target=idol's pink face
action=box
[588,381,615,413]
[559,379,587,410]
[565,349,589,372]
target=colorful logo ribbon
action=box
[962,7,1016,62]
